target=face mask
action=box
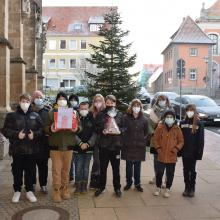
[94,102,102,109]
[107,107,116,117]
[57,99,67,107]
[34,98,44,106]
[20,102,30,112]
[186,111,194,118]
[70,101,78,107]
[158,100,166,108]
[106,106,114,111]
[165,117,175,127]
[133,107,141,114]
[79,110,89,117]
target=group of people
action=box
[2,91,204,203]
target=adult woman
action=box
[89,94,106,189]
[45,92,79,202]
[122,99,149,192]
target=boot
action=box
[52,188,62,203]
[74,182,81,195]
[81,181,88,194]
[182,185,190,197]
[188,186,195,197]
[61,185,71,200]
[89,175,99,189]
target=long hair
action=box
[185,104,199,134]
[155,94,171,108]
[127,99,143,115]
[90,94,106,118]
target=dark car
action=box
[172,95,220,124]
[151,92,179,107]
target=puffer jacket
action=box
[2,106,43,156]
[121,112,149,161]
[95,108,123,151]
[153,123,184,163]
[44,106,80,151]
[179,118,204,160]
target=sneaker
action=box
[115,189,122,197]
[94,188,105,197]
[12,191,21,203]
[149,177,156,185]
[135,185,144,192]
[26,191,37,203]
[40,186,48,194]
[163,188,170,198]
[124,184,132,191]
[153,187,161,196]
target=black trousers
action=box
[156,161,176,189]
[99,148,121,190]
[33,158,49,187]
[182,158,197,190]
[12,154,36,192]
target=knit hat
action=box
[163,109,176,119]
[32,90,44,102]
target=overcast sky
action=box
[43,0,217,72]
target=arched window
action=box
[209,34,218,55]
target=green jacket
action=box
[44,107,80,151]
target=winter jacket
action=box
[95,108,123,151]
[2,106,43,156]
[44,107,80,151]
[73,112,96,154]
[121,113,149,161]
[153,123,184,163]
[179,119,204,160]
[32,104,50,159]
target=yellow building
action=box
[42,6,114,90]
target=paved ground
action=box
[1,129,220,220]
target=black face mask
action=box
[106,106,114,111]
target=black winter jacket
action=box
[121,113,149,161]
[3,106,43,156]
[73,112,96,154]
[95,108,123,151]
[32,105,50,158]
[179,118,204,160]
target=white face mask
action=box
[20,102,30,112]
[158,100,166,108]
[94,102,102,109]
[186,111,194,118]
[107,108,117,118]
[165,117,175,127]
[70,101,78,107]
[79,110,89,117]
[57,99,67,107]
[133,107,141,114]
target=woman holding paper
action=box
[45,92,79,203]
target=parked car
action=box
[172,95,220,124]
[151,92,179,107]
[136,87,151,104]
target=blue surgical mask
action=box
[34,98,43,106]
[165,117,174,127]
[158,100,166,108]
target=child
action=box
[153,110,184,198]
[179,104,204,197]
[73,101,96,194]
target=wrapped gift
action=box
[54,108,78,130]
[103,116,121,135]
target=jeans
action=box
[99,148,121,190]
[182,158,197,190]
[33,158,48,187]
[74,153,92,182]
[126,161,141,186]
[156,161,176,189]
[12,154,36,192]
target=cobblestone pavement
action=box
[1,129,220,220]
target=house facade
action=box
[42,7,114,90]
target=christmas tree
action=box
[85,8,138,108]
